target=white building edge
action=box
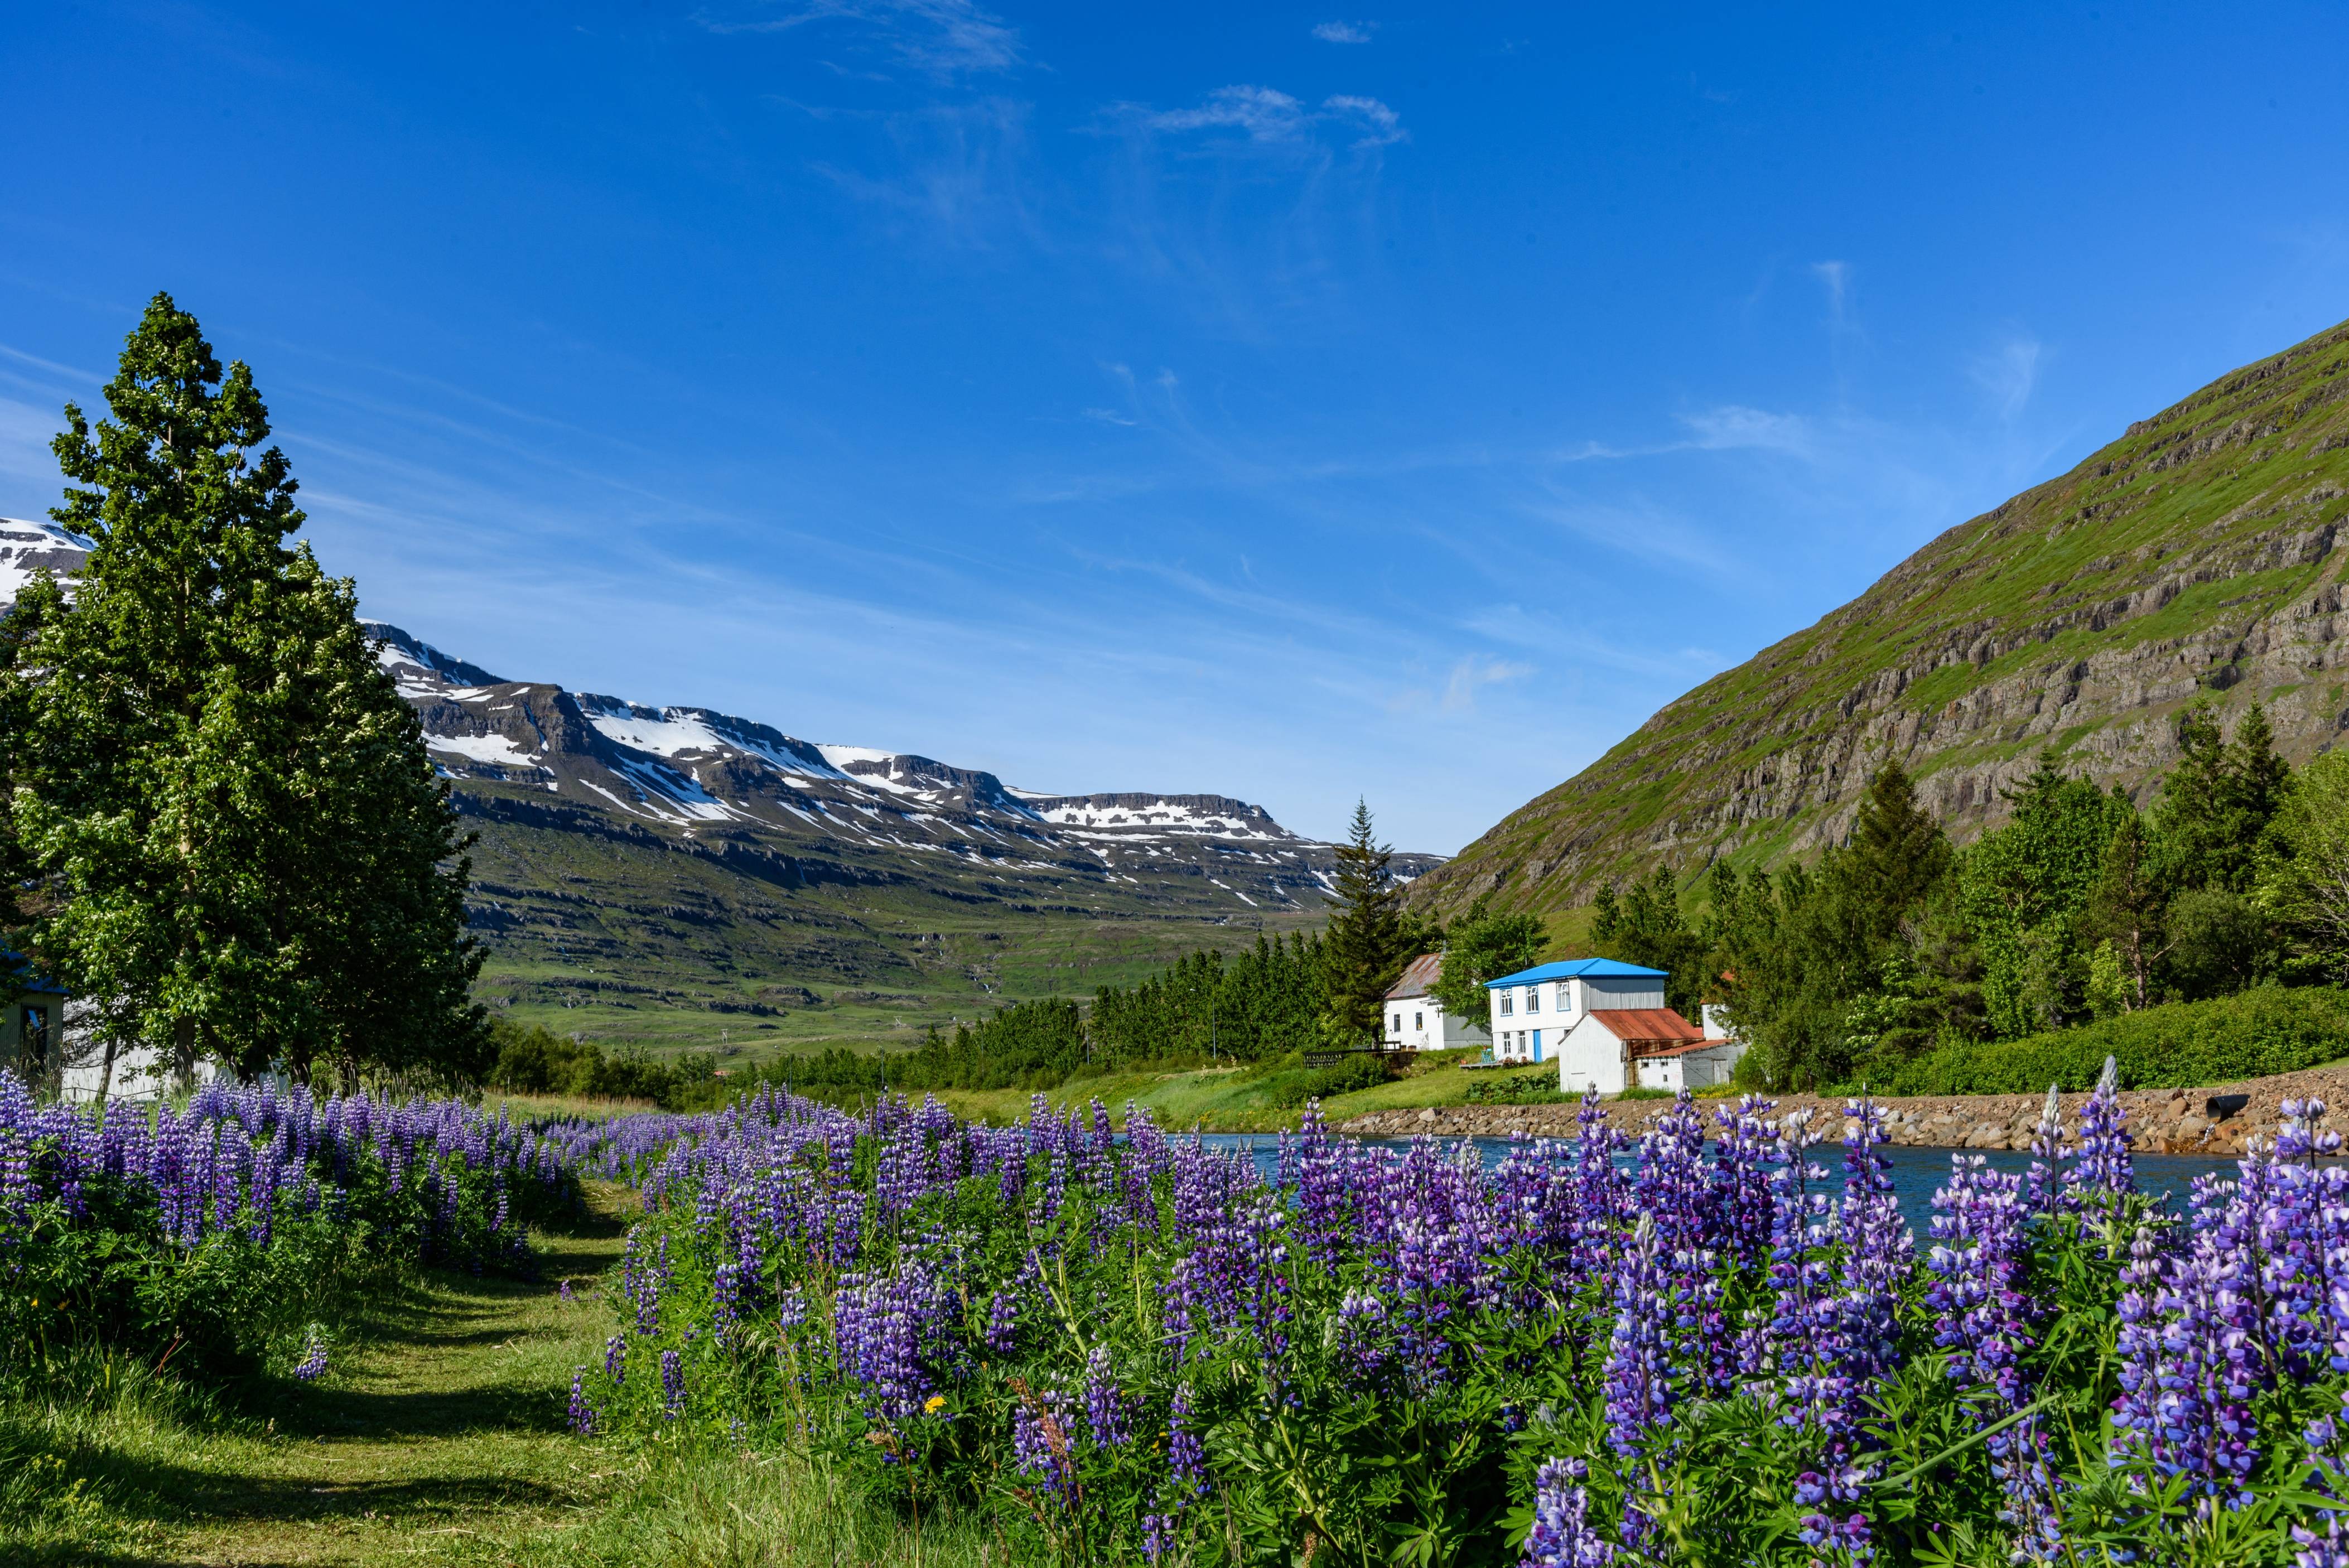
[1380,953,1490,1050]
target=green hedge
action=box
[1887,985,2349,1095]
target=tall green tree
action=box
[1960,750,2133,1037]
[1592,865,1711,1019]
[1428,895,1544,1029]
[2258,747,2349,982]
[2158,703,2291,894]
[1844,757,1954,940]
[1318,800,1436,1046]
[2,294,485,1089]
[2085,806,2165,1009]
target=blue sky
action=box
[3,2,2347,853]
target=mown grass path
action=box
[101,1190,631,1567]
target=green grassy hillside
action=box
[460,795,1322,1066]
[1416,315,2349,916]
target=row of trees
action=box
[1,296,485,1092]
[862,802,1446,1092]
[1596,706,2349,1088]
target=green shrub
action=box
[1251,1050,1393,1108]
[1887,983,2349,1094]
[1464,1069,1568,1106]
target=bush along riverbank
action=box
[570,1079,2349,1564]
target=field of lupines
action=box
[571,1069,2349,1567]
[0,1074,687,1379]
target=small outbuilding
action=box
[1382,953,1490,1051]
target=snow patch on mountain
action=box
[427,733,541,766]
[0,518,94,607]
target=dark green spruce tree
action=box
[1318,800,1436,1046]
[2,294,486,1089]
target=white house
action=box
[1483,958,1747,1094]
[1382,954,1490,1051]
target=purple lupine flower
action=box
[1082,1345,1131,1448]
[832,1259,961,1424]
[605,1333,628,1383]
[1836,1098,1911,1388]
[2023,1083,2067,1214]
[1572,1088,1626,1271]
[568,1368,596,1435]
[292,1326,330,1383]
[1334,1291,1392,1385]
[984,1289,1018,1355]
[659,1349,686,1419]
[2065,1056,2135,1208]
[1168,1382,1207,1499]
[1520,1456,1613,1567]
[1603,1213,1675,1459]
[1711,1094,1781,1272]
[1925,1154,2059,1558]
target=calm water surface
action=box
[1194,1132,2237,1233]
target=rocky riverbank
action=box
[1337,1063,2349,1156]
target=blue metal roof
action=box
[1,952,67,996]
[1482,957,1667,987]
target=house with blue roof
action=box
[1483,957,1746,1094]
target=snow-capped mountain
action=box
[0,518,93,604]
[368,622,1436,910]
[0,522,1436,918]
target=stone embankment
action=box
[1337,1064,2349,1156]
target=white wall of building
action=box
[1630,1043,1745,1093]
[1549,1012,1638,1094]
[1382,997,1487,1051]
[1484,974,1667,1065]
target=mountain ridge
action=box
[1414,314,2349,917]
[0,540,1439,1054]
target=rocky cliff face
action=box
[1416,316,2349,916]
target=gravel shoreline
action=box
[1335,1063,2349,1156]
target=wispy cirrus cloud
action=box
[701,0,1022,79]
[1311,20,1375,44]
[1970,334,2044,422]
[1141,86,1406,150]
[1441,655,1532,712]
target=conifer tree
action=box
[2,294,485,1089]
[1844,758,1952,939]
[2086,806,2165,1009]
[1318,800,1434,1046]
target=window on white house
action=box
[1414,1011,1424,1030]
[1391,1014,1402,1035]
[1556,982,1573,1012]
[1499,991,1513,1016]
[1522,985,1538,1012]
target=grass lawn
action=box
[1,1184,1001,1567]
[928,1049,1570,1132]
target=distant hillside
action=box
[1416,315,2349,917]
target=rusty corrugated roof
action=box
[1585,1007,1705,1046]
[1385,952,1444,1000]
